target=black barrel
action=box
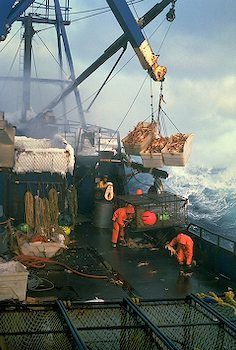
[93,201,114,229]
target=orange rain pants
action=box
[111,208,127,244]
[169,233,194,266]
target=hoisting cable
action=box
[55,18,166,121]
[157,81,163,121]
[0,26,22,54]
[35,32,69,79]
[149,78,154,122]
[157,22,173,55]
[156,81,180,135]
[86,45,127,112]
[0,36,23,99]
[157,80,167,135]
[103,74,149,150]
[16,255,108,280]
[160,106,181,134]
[32,45,43,108]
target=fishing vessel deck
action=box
[26,223,236,302]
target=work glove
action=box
[124,219,132,227]
[165,244,176,256]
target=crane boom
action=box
[33,0,175,120]
[0,0,176,125]
[106,0,167,82]
[0,0,35,40]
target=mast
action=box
[1,0,86,128]
[22,15,34,121]
[54,0,86,127]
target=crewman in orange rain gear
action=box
[165,232,194,274]
[111,204,135,248]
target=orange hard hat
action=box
[126,204,135,214]
[135,188,143,195]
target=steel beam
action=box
[0,0,15,40]
[34,0,174,119]
[123,297,179,350]
[3,0,35,29]
[54,0,86,127]
[56,300,88,350]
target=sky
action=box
[0,0,235,169]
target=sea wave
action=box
[164,166,236,240]
[128,164,236,240]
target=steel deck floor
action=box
[28,223,236,302]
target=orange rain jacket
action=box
[169,233,194,265]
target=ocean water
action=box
[128,165,236,241]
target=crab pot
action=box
[116,191,188,231]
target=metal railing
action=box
[187,222,236,255]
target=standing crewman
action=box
[165,232,194,275]
[111,203,135,248]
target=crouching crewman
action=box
[165,232,194,276]
[111,203,135,248]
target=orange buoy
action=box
[141,211,157,225]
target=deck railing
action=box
[187,222,236,255]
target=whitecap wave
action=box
[164,165,236,240]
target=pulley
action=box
[166,1,176,22]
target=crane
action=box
[0,0,176,124]
[35,0,176,120]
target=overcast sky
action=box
[0,0,235,169]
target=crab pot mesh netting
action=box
[0,298,235,350]
[0,306,79,350]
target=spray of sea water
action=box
[128,163,236,241]
[165,166,236,241]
